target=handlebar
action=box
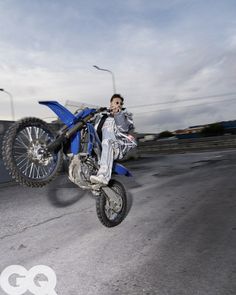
[96,107,126,113]
[97,107,108,112]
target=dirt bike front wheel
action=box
[96,179,128,227]
[2,117,63,187]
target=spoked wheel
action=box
[2,117,63,187]
[96,179,127,227]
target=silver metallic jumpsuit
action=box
[94,110,137,184]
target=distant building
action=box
[173,120,236,139]
[136,133,158,142]
[221,120,236,134]
[173,125,207,139]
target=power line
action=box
[134,96,236,116]
[127,91,236,109]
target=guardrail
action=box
[137,134,236,153]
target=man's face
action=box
[110,97,123,113]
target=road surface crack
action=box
[0,205,94,241]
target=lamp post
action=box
[0,88,15,121]
[93,65,116,94]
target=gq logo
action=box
[0,265,57,295]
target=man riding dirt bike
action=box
[2,94,137,227]
[91,94,136,185]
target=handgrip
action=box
[47,135,65,152]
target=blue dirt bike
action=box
[2,101,133,227]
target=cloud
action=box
[0,0,236,133]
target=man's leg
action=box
[97,138,115,183]
[90,139,118,185]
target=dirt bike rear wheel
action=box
[2,117,63,187]
[96,179,127,227]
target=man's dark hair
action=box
[110,94,124,103]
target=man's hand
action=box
[110,105,122,115]
[110,97,123,115]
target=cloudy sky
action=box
[0,0,236,132]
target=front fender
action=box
[39,101,76,126]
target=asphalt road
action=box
[0,150,236,295]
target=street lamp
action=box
[0,88,15,121]
[93,65,116,94]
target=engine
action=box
[68,154,98,189]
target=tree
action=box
[158,130,173,139]
[201,123,224,137]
